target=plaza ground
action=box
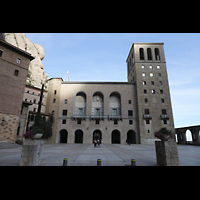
[0,142,200,166]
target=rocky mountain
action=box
[2,33,48,88]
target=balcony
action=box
[71,115,86,120]
[89,115,105,121]
[108,115,123,120]
[160,115,170,120]
[143,114,152,120]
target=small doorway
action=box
[93,130,102,142]
[60,129,68,143]
[75,129,83,143]
[111,130,121,144]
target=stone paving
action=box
[1,141,200,166]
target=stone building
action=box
[16,84,48,141]
[0,38,34,142]
[46,42,175,144]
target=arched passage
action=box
[93,129,102,142]
[127,130,136,144]
[186,129,192,143]
[60,129,68,143]
[75,129,83,143]
[111,130,121,144]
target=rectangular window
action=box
[143,81,146,86]
[128,100,131,104]
[162,109,167,115]
[151,81,154,86]
[129,120,133,125]
[144,89,147,94]
[112,108,117,116]
[62,119,66,124]
[152,89,155,94]
[128,110,133,117]
[160,90,163,94]
[161,98,165,103]
[17,58,21,64]
[150,73,154,77]
[78,108,84,116]
[114,120,118,125]
[64,99,68,104]
[146,119,150,124]
[142,72,146,77]
[163,120,167,124]
[159,81,163,86]
[95,108,100,116]
[144,98,148,103]
[53,98,56,103]
[63,110,68,116]
[54,90,57,95]
[77,119,81,124]
[145,109,150,115]
[14,69,19,76]
[96,119,100,124]
[158,73,161,77]
[0,49,3,57]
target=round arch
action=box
[127,130,136,144]
[111,129,121,144]
[93,129,102,142]
[60,129,68,143]
[109,92,121,116]
[74,129,83,143]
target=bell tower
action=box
[126,43,175,144]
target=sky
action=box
[25,33,200,130]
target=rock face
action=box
[3,33,48,88]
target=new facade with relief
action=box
[46,43,175,144]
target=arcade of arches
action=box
[59,129,137,144]
[175,125,200,145]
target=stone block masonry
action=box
[155,140,179,166]
[20,139,44,166]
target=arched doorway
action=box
[75,129,83,143]
[111,130,120,144]
[60,129,68,143]
[127,130,136,144]
[93,130,102,142]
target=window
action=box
[160,89,163,94]
[17,58,21,64]
[63,110,68,116]
[64,99,68,104]
[53,98,56,103]
[149,65,153,69]
[158,73,161,77]
[77,119,81,124]
[144,98,148,103]
[128,100,131,104]
[141,65,145,69]
[159,81,163,86]
[128,110,133,117]
[151,81,154,86]
[155,48,160,60]
[54,90,57,95]
[114,120,118,125]
[161,98,165,103]
[139,48,144,60]
[144,89,147,94]
[129,120,133,125]
[142,72,146,77]
[112,108,117,116]
[14,69,19,76]
[147,48,152,60]
[78,108,84,116]
[33,99,36,104]
[143,81,146,86]
[96,119,100,125]
[152,89,155,94]
[0,50,3,57]
[146,119,150,124]
[157,65,160,69]
[95,108,100,116]
[62,119,66,124]
[145,109,150,114]
[150,73,153,77]
[162,109,167,115]
[163,120,167,124]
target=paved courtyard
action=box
[0,141,200,166]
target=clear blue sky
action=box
[26,33,200,129]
